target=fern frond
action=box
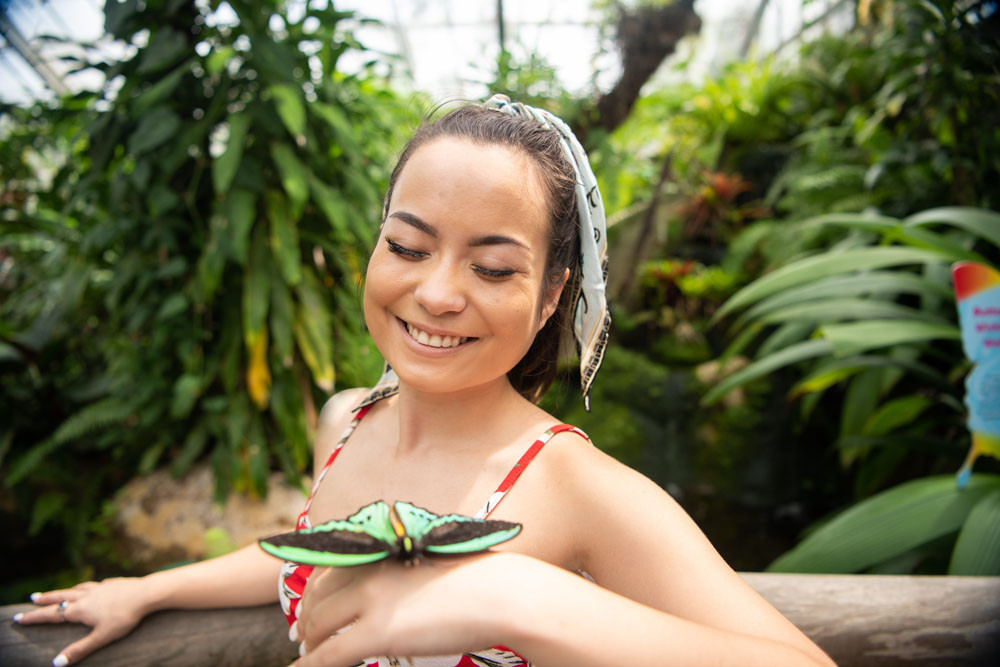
[51,397,133,446]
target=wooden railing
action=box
[3,574,998,666]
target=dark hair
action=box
[383,104,580,403]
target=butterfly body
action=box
[259,500,522,567]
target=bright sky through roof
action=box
[0,1,850,105]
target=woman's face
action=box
[364,136,561,397]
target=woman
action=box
[15,96,834,667]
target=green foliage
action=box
[602,0,1000,574]
[710,207,997,458]
[709,206,998,571]
[0,0,416,577]
[769,0,1000,219]
[769,474,1000,574]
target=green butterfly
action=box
[258,500,522,567]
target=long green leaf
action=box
[755,298,946,327]
[294,273,335,392]
[757,321,815,357]
[128,107,181,155]
[820,320,961,357]
[308,173,354,241]
[269,83,306,142]
[714,247,946,321]
[889,226,992,266]
[270,142,309,219]
[310,101,362,158]
[213,112,251,195]
[839,367,883,445]
[799,212,902,233]
[133,61,189,114]
[265,190,302,286]
[768,475,1000,573]
[170,374,202,419]
[905,207,1000,249]
[171,424,209,478]
[949,489,1000,575]
[701,339,832,405]
[736,271,953,327]
[222,189,257,265]
[242,225,271,341]
[862,395,933,436]
[195,214,228,303]
[790,355,950,397]
[270,279,295,367]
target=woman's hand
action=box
[13,577,153,666]
[295,553,526,666]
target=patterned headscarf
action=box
[359,94,610,410]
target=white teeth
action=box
[405,322,467,348]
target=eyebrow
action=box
[388,211,530,250]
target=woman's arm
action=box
[556,440,835,666]
[15,543,282,665]
[293,552,831,667]
[15,387,367,666]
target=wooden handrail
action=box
[2,573,998,666]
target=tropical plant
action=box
[705,206,1000,573]
[0,0,415,586]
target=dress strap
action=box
[296,403,375,527]
[474,423,589,519]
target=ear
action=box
[538,267,570,332]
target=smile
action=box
[400,319,475,349]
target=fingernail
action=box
[299,641,308,657]
[53,654,69,667]
[29,593,40,603]
[288,620,299,642]
[12,613,23,623]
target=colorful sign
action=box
[952,261,1000,488]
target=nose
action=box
[413,260,467,316]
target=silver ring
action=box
[57,600,69,621]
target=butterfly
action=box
[258,500,522,567]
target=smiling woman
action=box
[365,135,561,400]
[12,96,834,667]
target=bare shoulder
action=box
[317,387,369,432]
[533,428,717,570]
[536,427,667,511]
[312,387,370,475]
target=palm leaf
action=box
[769,475,1000,573]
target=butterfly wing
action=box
[392,500,440,539]
[392,501,522,556]
[419,515,522,555]
[258,500,397,567]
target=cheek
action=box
[480,285,542,339]
[362,248,402,325]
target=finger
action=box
[299,568,359,630]
[297,617,378,667]
[304,566,358,600]
[299,580,365,652]
[14,603,73,626]
[56,626,118,667]
[29,587,92,606]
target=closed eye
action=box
[386,237,425,259]
[474,265,517,279]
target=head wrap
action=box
[359,94,610,410]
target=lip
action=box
[395,317,477,353]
